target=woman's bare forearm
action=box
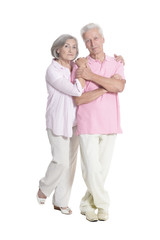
[73,88,107,106]
[77,77,85,88]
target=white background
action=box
[0,0,160,239]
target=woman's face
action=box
[57,39,77,61]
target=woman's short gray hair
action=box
[51,34,79,60]
[81,23,104,39]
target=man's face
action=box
[83,28,104,55]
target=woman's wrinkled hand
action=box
[114,54,125,65]
[75,57,88,68]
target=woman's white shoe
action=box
[36,194,46,204]
[54,206,72,215]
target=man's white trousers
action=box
[79,134,117,212]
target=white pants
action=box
[39,127,79,207]
[79,134,116,212]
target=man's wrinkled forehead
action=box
[83,28,102,39]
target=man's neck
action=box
[90,52,105,62]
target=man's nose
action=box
[90,40,95,47]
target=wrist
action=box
[90,72,96,81]
[80,65,87,69]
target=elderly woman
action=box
[37,34,85,215]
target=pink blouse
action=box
[45,60,83,137]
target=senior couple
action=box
[37,23,126,222]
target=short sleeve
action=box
[115,62,125,79]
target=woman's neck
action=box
[57,59,71,70]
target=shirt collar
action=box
[52,59,72,72]
[87,54,112,64]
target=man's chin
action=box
[92,50,101,55]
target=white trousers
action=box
[39,127,79,207]
[79,134,116,212]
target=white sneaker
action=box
[97,209,109,221]
[85,211,98,222]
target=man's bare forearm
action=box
[73,88,107,106]
[76,68,126,93]
[89,72,126,93]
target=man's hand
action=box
[112,74,122,80]
[75,57,88,68]
[114,54,125,65]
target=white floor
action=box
[1,142,159,240]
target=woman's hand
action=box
[114,54,125,65]
[75,57,88,68]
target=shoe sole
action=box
[81,211,86,216]
[86,218,98,222]
[98,218,107,221]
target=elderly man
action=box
[73,23,126,222]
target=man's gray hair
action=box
[51,34,79,60]
[81,23,104,39]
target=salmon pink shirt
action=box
[72,55,125,135]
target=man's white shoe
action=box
[98,209,109,221]
[85,211,98,222]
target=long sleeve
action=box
[46,66,83,97]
